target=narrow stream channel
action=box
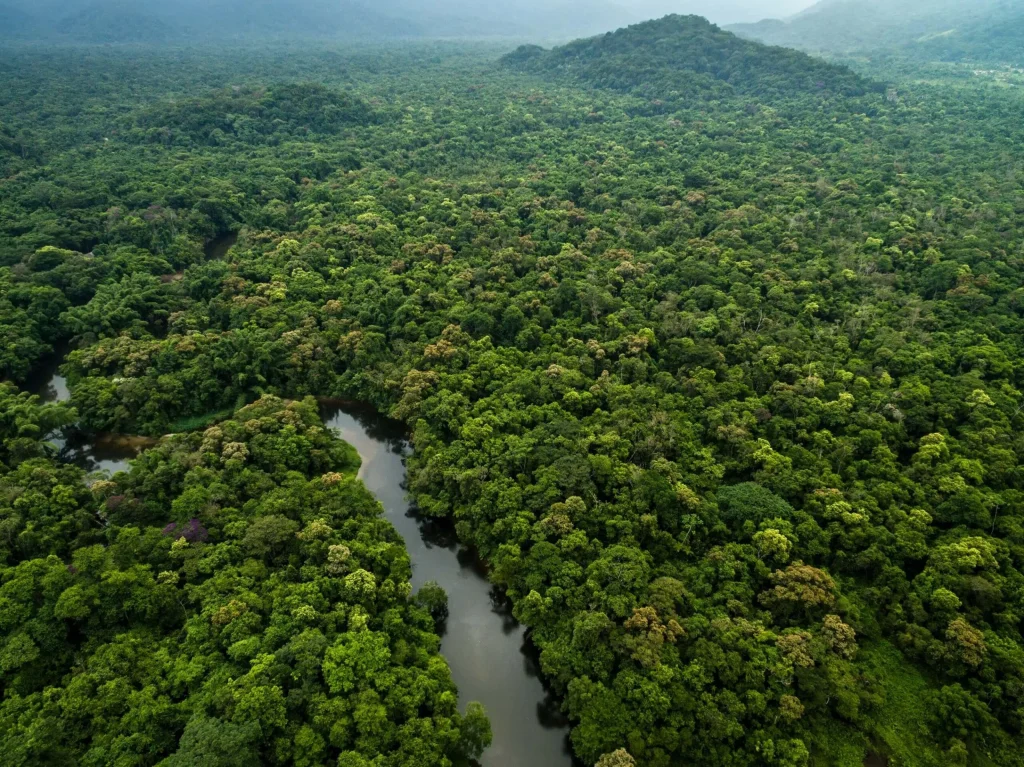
[26,350,143,474]
[21,231,243,473]
[204,230,238,261]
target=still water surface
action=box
[321,401,579,767]
[23,231,242,473]
[204,230,238,260]
[22,228,892,767]
[26,352,577,766]
[26,348,146,473]
[24,226,577,765]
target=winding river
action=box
[19,228,895,767]
[28,370,578,766]
[321,402,579,767]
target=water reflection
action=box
[28,347,144,475]
[321,400,580,767]
[55,430,157,475]
[18,381,580,764]
[23,342,71,402]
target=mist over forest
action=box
[7,0,1016,51]
[730,0,1024,62]
[2,0,817,42]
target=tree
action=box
[596,749,636,767]
[162,717,261,767]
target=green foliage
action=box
[134,83,378,147]
[0,396,486,766]
[0,385,75,470]
[505,14,877,101]
[730,0,1021,64]
[3,19,1024,766]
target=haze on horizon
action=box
[4,0,822,43]
[629,1,817,25]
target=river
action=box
[19,226,895,767]
[27,363,578,766]
[321,402,579,767]
[24,225,578,765]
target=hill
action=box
[5,31,1024,767]
[55,1,176,44]
[503,14,876,103]
[131,83,377,146]
[0,0,636,43]
[0,3,41,39]
[163,0,423,41]
[914,5,1024,66]
[730,0,1024,64]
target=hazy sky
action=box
[633,1,819,24]
[10,0,826,38]
[19,0,822,26]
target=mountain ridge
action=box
[56,1,175,44]
[729,0,1024,64]
[0,0,639,43]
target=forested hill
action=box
[729,0,1024,65]
[6,22,1024,767]
[913,6,1024,67]
[11,0,424,44]
[503,15,877,101]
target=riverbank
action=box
[24,354,579,765]
[323,401,579,767]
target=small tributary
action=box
[22,231,242,472]
[204,230,238,261]
[25,346,148,473]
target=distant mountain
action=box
[162,0,424,41]
[914,5,1024,66]
[56,1,174,43]
[504,14,876,102]
[388,0,637,39]
[0,0,637,43]
[0,3,42,39]
[729,0,1024,65]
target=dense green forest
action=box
[3,11,1024,767]
[0,394,490,765]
